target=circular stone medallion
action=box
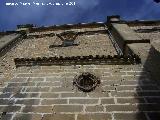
[73,72,100,92]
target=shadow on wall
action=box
[143,46,160,84]
[137,45,160,120]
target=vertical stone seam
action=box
[41,113,45,120]
[98,98,101,105]
[10,112,16,120]
[83,105,86,113]
[48,87,52,92]
[103,104,106,112]
[67,98,69,104]
[108,92,112,97]
[112,113,115,120]
[144,112,151,120]
[19,105,25,112]
[75,114,78,120]
[114,96,117,104]
[59,93,61,98]
[39,98,43,105]
[20,87,26,93]
[38,92,42,98]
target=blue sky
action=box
[0,0,160,31]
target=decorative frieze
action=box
[14,55,141,67]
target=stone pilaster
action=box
[107,15,150,56]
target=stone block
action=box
[114,113,147,120]
[85,105,104,112]
[10,78,28,82]
[106,105,138,111]
[0,99,14,105]
[88,92,109,98]
[25,87,49,92]
[2,87,23,93]
[117,86,140,91]
[22,106,53,113]
[40,93,59,98]
[100,98,115,104]
[51,87,73,92]
[61,93,87,98]
[7,82,36,87]
[117,98,146,104]
[36,82,61,87]
[0,93,12,98]
[13,114,42,120]
[42,114,75,120]
[0,113,13,120]
[111,91,137,97]
[53,105,83,112]
[15,99,40,105]
[77,113,112,120]
[69,99,98,104]
[28,78,44,82]
[13,93,39,98]
[41,99,67,105]
[0,106,21,112]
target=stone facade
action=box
[0,16,160,120]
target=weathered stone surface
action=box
[0,114,13,120]
[16,73,59,77]
[25,87,50,92]
[15,99,40,105]
[111,91,137,97]
[101,86,115,91]
[27,78,44,82]
[77,113,112,120]
[116,86,140,91]
[41,99,67,105]
[112,23,142,41]
[106,105,138,111]
[106,104,160,112]
[36,82,61,87]
[61,93,87,98]
[117,98,146,104]
[69,99,98,104]
[42,114,75,120]
[0,33,21,53]
[2,87,23,93]
[52,105,83,112]
[0,99,14,105]
[22,106,53,113]
[7,82,36,87]
[85,105,104,112]
[114,113,147,120]
[0,106,21,112]
[51,87,73,92]
[88,92,109,98]
[13,93,39,98]
[40,93,59,98]
[0,93,12,98]
[100,98,115,104]
[13,114,42,120]
[127,43,151,64]
[10,78,28,82]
